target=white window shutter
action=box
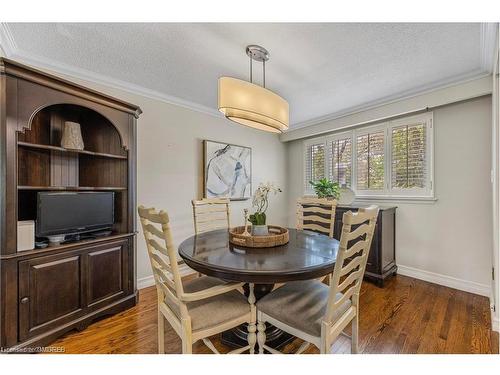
[329,137,352,188]
[391,122,427,189]
[356,131,385,190]
[304,141,326,193]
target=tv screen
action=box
[36,192,114,237]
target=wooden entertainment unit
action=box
[0,58,142,350]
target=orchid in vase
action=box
[248,182,282,235]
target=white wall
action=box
[39,72,288,284]
[286,96,493,295]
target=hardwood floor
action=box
[47,275,499,354]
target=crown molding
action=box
[288,69,490,131]
[480,22,498,73]
[281,74,492,142]
[0,23,223,120]
[12,52,223,120]
[2,22,498,131]
[0,23,17,57]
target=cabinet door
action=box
[365,225,380,274]
[86,240,129,308]
[19,253,84,340]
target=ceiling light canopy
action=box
[218,45,289,133]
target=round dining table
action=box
[178,227,340,349]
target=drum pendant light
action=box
[218,45,289,133]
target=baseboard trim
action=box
[137,264,197,290]
[492,313,499,332]
[397,264,491,297]
[137,275,155,290]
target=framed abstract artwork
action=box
[203,140,252,200]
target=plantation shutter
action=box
[304,141,326,193]
[329,137,352,188]
[356,131,385,190]
[391,122,427,189]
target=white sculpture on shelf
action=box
[61,121,84,150]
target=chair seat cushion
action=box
[165,276,250,332]
[256,280,351,337]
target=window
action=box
[304,140,326,193]
[391,123,426,189]
[303,112,433,199]
[356,131,385,190]
[329,136,352,188]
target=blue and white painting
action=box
[204,140,251,200]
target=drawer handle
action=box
[20,297,29,304]
[367,262,372,266]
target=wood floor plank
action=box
[46,275,498,354]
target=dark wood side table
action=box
[178,228,340,349]
[335,204,397,287]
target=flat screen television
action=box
[36,192,114,240]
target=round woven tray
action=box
[229,225,289,248]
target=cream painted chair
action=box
[296,197,338,285]
[296,197,337,238]
[256,206,379,354]
[138,206,256,354]
[192,198,230,234]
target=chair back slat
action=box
[325,205,379,323]
[345,223,370,241]
[296,197,337,238]
[339,256,363,277]
[150,251,174,275]
[144,223,167,240]
[298,206,334,215]
[192,198,230,234]
[138,206,185,307]
[297,214,333,224]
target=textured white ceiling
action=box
[1,23,495,128]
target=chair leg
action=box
[181,318,193,354]
[248,322,257,354]
[247,283,257,354]
[157,309,165,354]
[351,315,359,354]
[320,338,327,354]
[182,339,193,354]
[257,317,266,354]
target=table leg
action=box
[220,283,294,350]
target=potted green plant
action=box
[248,182,282,236]
[309,178,340,199]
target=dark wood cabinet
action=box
[0,58,141,350]
[18,252,84,341]
[334,204,397,287]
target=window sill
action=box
[354,196,438,204]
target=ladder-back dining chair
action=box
[192,198,231,234]
[138,205,256,354]
[256,205,379,354]
[296,197,337,238]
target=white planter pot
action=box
[252,225,269,236]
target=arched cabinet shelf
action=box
[1,58,142,350]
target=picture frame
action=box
[203,140,252,201]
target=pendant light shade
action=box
[218,45,289,133]
[218,77,289,133]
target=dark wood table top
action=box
[178,228,340,283]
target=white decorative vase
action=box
[338,188,356,205]
[252,225,269,236]
[61,121,84,150]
